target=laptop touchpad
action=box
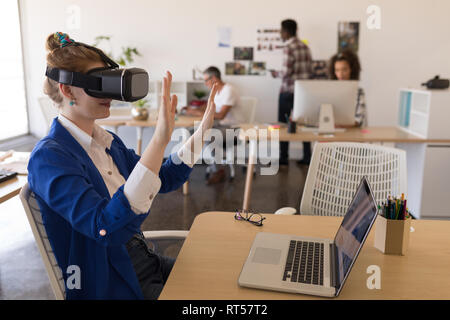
[252,247,282,265]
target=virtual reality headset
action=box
[45,42,149,102]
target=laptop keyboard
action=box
[283,240,324,285]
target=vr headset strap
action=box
[76,42,119,69]
[45,41,119,91]
[46,67,102,91]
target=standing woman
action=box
[28,32,218,299]
[329,49,367,127]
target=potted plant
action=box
[131,99,150,121]
[93,36,142,66]
[191,90,207,107]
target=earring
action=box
[69,100,75,106]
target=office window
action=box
[0,0,28,141]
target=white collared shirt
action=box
[58,114,164,214]
[214,83,239,126]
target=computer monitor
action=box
[292,80,359,132]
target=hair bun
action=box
[46,33,62,52]
[46,32,75,52]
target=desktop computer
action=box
[292,80,359,133]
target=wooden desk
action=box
[0,175,27,205]
[125,115,202,155]
[238,125,450,211]
[238,125,440,143]
[159,212,450,300]
[95,118,127,134]
[0,151,30,204]
[97,115,202,155]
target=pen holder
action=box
[287,121,297,133]
[374,215,411,255]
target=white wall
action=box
[19,0,450,151]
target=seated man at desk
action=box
[328,49,367,127]
[183,66,240,184]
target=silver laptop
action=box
[238,177,378,297]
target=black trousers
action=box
[126,232,175,300]
[278,92,311,162]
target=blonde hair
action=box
[43,32,105,107]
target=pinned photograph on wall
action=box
[338,21,359,53]
[225,61,248,75]
[217,26,232,48]
[248,62,266,76]
[311,60,329,79]
[256,27,284,52]
[233,47,253,60]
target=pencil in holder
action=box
[374,194,411,255]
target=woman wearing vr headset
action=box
[28,32,218,300]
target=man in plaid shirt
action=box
[271,19,313,166]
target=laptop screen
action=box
[333,177,378,293]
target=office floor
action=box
[0,161,308,299]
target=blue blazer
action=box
[27,118,192,299]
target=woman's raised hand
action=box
[155,71,178,145]
[199,82,219,132]
[176,82,220,167]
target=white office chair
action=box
[226,96,257,179]
[38,97,59,133]
[19,183,188,300]
[275,142,407,216]
[205,96,257,180]
[230,96,257,126]
[299,142,407,216]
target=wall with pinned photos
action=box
[19,0,450,158]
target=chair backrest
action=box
[231,96,257,124]
[300,142,407,216]
[38,97,58,132]
[19,183,66,300]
